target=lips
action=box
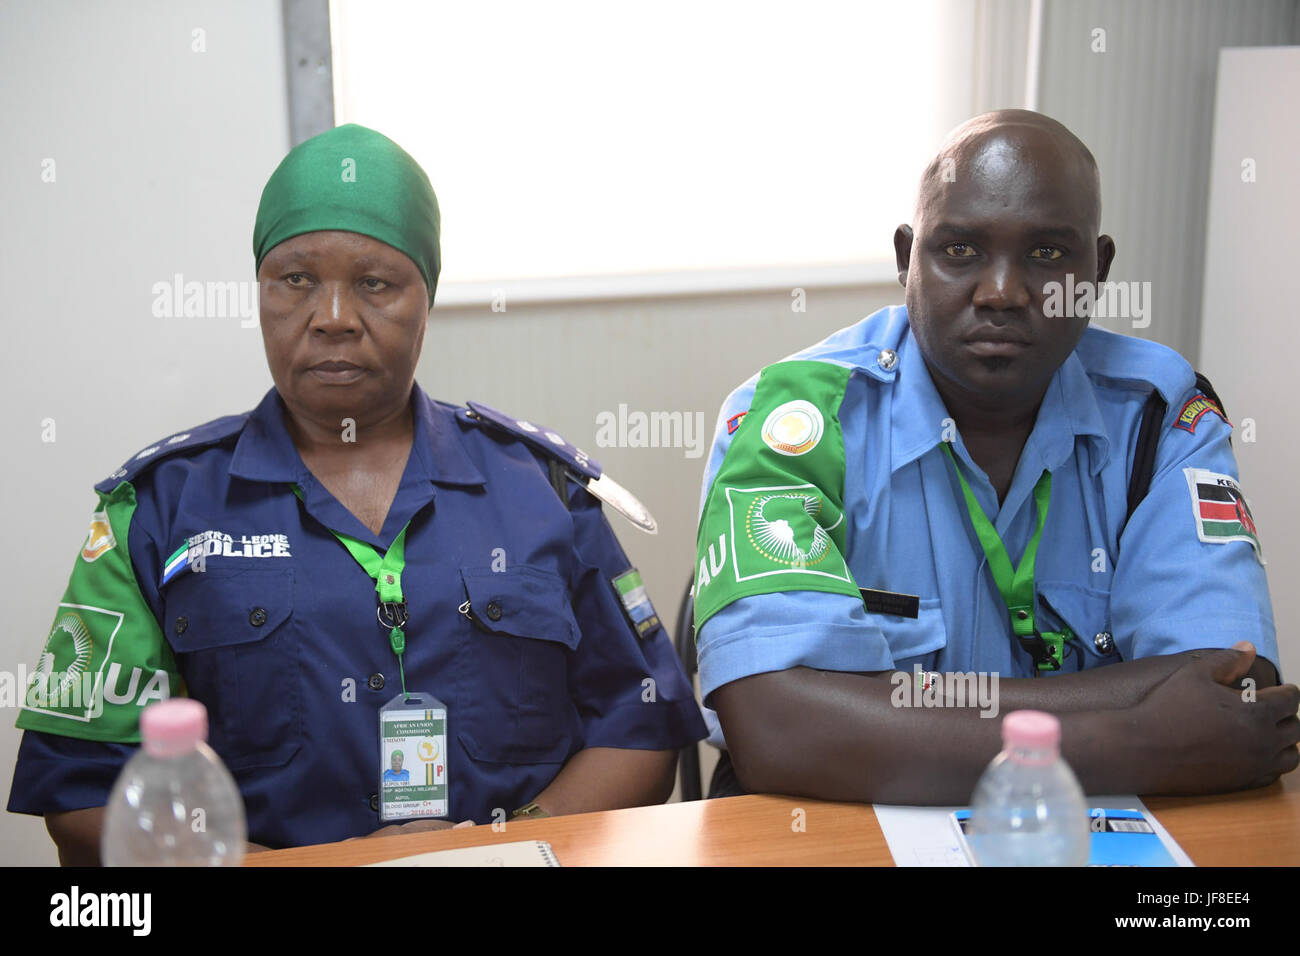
[307,360,366,384]
[964,328,1032,358]
[965,328,1031,346]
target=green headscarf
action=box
[253,124,441,307]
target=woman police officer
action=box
[7,124,706,862]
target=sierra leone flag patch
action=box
[1185,468,1263,563]
[612,569,661,638]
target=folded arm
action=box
[715,644,1297,805]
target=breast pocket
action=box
[458,565,582,765]
[868,596,947,664]
[1037,582,1114,666]
[162,567,300,771]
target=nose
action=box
[971,256,1031,313]
[307,280,362,334]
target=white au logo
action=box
[761,401,824,456]
[36,614,92,698]
[748,493,831,567]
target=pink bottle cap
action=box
[140,698,208,757]
[1001,709,1061,755]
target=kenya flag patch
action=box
[1184,468,1263,563]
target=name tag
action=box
[378,692,448,822]
[860,588,920,619]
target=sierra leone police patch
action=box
[1184,468,1263,563]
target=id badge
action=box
[378,692,448,822]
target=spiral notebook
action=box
[366,840,561,867]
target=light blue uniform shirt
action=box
[697,306,1276,746]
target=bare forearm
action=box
[979,652,1277,714]
[719,644,1292,805]
[717,668,1144,805]
[530,746,676,816]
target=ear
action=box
[1095,235,1116,284]
[893,225,914,288]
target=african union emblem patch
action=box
[1184,467,1263,563]
[761,400,824,456]
[81,511,116,562]
[725,483,852,584]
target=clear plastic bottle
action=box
[102,698,247,866]
[966,709,1090,866]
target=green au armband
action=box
[16,482,182,742]
[694,361,862,629]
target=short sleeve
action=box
[6,730,137,815]
[564,486,707,750]
[696,590,893,704]
[1111,389,1278,672]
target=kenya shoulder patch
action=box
[1184,468,1262,563]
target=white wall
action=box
[0,0,290,865]
[1199,46,1300,676]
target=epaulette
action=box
[1075,326,1195,407]
[459,401,602,480]
[95,413,250,494]
[457,401,657,534]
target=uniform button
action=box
[249,607,268,627]
[369,793,379,812]
[368,673,386,691]
[878,348,898,371]
[1094,631,1115,654]
[485,601,503,622]
[175,616,188,635]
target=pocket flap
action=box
[459,566,580,650]
[1037,581,1112,658]
[164,567,294,650]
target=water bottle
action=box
[102,698,247,866]
[966,709,1090,866]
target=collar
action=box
[229,382,486,488]
[888,320,1110,477]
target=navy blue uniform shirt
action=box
[9,384,705,848]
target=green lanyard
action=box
[290,484,413,695]
[940,443,1070,671]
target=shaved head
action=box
[915,109,1102,234]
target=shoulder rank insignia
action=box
[95,413,250,494]
[462,401,658,534]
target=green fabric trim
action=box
[16,482,183,742]
[695,361,860,629]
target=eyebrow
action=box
[266,251,403,271]
[928,221,1088,242]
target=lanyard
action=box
[940,443,1069,671]
[290,484,413,695]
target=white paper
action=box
[365,839,561,867]
[873,794,1194,867]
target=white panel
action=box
[1199,46,1300,671]
[0,0,290,865]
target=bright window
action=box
[330,0,976,303]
